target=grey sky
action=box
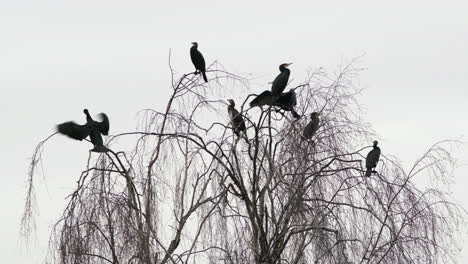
[1,0,467,263]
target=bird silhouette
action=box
[271,63,292,96]
[249,89,300,118]
[365,140,381,176]
[250,90,274,107]
[302,112,320,141]
[190,42,208,82]
[273,89,300,118]
[57,109,110,152]
[227,99,246,137]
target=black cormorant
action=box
[227,99,246,137]
[249,90,274,107]
[365,140,381,176]
[302,112,320,140]
[57,109,110,152]
[273,89,300,118]
[190,42,208,82]
[83,109,109,136]
[271,63,292,96]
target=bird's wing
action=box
[57,121,90,140]
[236,114,246,130]
[229,108,240,122]
[366,149,380,168]
[302,122,313,139]
[274,92,296,110]
[230,108,246,130]
[273,93,300,118]
[365,151,373,167]
[303,119,319,138]
[311,117,320,133]
[198,50,206,70]
[374,148,381,165]
[288,92,297,107]
[190,47,198,64]
[96,113,110,135]
[250,91,273,107]
[190,49,206,71]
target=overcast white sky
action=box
[1,0,467,263]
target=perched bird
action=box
[365,140,381,176]
[249,89,300,118]
[227,99,246,137]
[273,89,300,118]
[302,112,320,140]
[57,109,110,152]
[271,63,292,96]
[249,90,274,107]
[190,42,208,82]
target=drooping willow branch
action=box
[22,59,465,264]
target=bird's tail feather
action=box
[92,145,109,153]
[202,71,208,82]
[291,110,300,119]
[365,168,372,177]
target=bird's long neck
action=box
[85,112,93,123]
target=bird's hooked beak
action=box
[285,63,293,67]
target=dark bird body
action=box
[190,42,208,82]
[250,90,274,107]
[271,63,292,96]
[273,89,300,118]
[57,109,110,152]
[249,89,300,118]
[302,112,320,140]
[227,99,246,137]
[83,109,109,136]
[365,140,381,176]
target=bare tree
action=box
[23,58,465,264]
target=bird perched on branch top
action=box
[227,99,246,137]
[365,140,381,176]
[302,112,320,141]
[271,63,292,96]
[190,42,208,82]
[273,89,300,118]
[249,90,274,108]
[57,109,110,152]
[249,89,300,118]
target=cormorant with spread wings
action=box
[57,109,110,152]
